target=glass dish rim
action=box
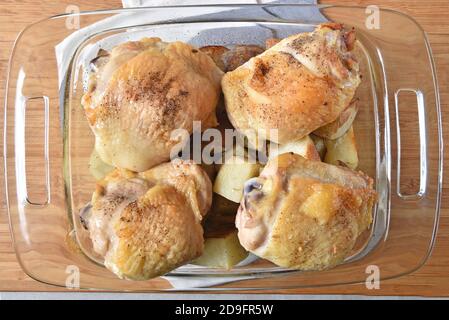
[3,3,443,291]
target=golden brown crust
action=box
[222,24,361,144]
[223,52,344,143]
[108,185,204,280]
[139,160,213,220]
[263,179,373,270]
[236,153,376,270]
[82,38,223,172]
[88,160,212,280]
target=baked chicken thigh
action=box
[82,38,223,172]
[85,160,212,280]
[222,23,361,144]
[236,153,376,270]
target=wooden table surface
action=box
[0,0,448,296]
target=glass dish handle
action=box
[394,88,427,200]
[15,96,51,207]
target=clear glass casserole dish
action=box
[3,4,443,291]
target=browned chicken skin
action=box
[82,38,223,172]
[222,24,361,144]
[236,153,376,270]
[86,160,212,280]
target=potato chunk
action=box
[193,194,247,269]
[324,126,358,169]
[213,157,261,203]
[193,231,248,269]
[269,135,320,161]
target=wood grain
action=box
[0,0,448,295]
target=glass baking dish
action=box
[3,4,443,291]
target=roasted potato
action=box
[269,135,320,161]
[213,156,261,203]
[324,126,358,169]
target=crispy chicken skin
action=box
[87,160,212,280]
[236,153,376,270]
[82,38,223,172]
[222,23,361,144]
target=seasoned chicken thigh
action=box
[236,153,376,270]
[85,160,212,280]
[222,23,361,144]
[82,38,223,172]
